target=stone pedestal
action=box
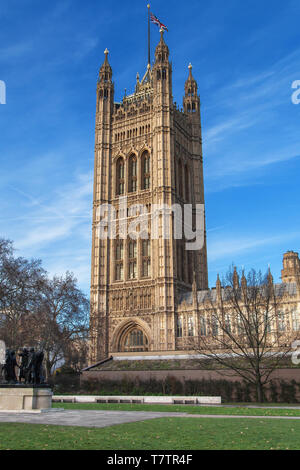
[0,386,53,413]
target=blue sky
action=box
[0,0,300,294]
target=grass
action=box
[53,402,300,417]
[1,418,300,450]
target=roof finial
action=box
[103,48,109,64]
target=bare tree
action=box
[196,267,295,402]
[28,272,89,379]
[0,238,45,349]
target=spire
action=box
[233,267,239,289]
[185,63,197,93]
[183,63,200,115]
[155,28,169,63]
[241,270,247,289]
[216,274,222,302]
[267,266,274,286]
[99,48,112,83]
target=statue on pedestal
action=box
[3,349,18,384]
[0,342,46,386]
[18,348,29,383]
[26,348,45,385]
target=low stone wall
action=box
[53,395,221,405]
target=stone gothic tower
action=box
[89,32,208,364]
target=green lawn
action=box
[1,418,300,450]
[53,402,300,417]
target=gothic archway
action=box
[112,319,151,353]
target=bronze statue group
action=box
[1,348,45,385]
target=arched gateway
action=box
[112,320,150,353]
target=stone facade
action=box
[89,32,300,365]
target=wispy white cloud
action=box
[13,171,93,251]
[202,46,300,190]
[208,231,300,262]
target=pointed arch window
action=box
[123,329,148,352]
[200,317,207,336]
[211,315,219,337]
[115,240,124,281]
[142,151,150,190]
[116,158,125,196]
[129,155,137,193]
[292,310,300,331]
[128,240,137,279]
[142,239,151,278]
[177,317,183,338]
[278,312,286,332]
[188,316,195,337]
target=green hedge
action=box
[51,374,300,403]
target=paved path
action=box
[2,410,300,428]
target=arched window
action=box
[129,155,137,193]
[115,240,124,281]
[116,158,125,195]
[292,310,300,331]
[124,329,148,352]
[225,315,232,333]
[142,239,151,278]
[177,317,183,338]
[141,151,150,190]
[200,317,207,336]
[211,316,219,337]
[128,240,137,279]
[188,316,195,337]
[278,312,286,332]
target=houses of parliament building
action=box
[88,31,300,365]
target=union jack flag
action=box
[150,12,168,32]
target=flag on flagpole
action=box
[150,12,168,32]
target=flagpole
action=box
[147,4,151,66]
